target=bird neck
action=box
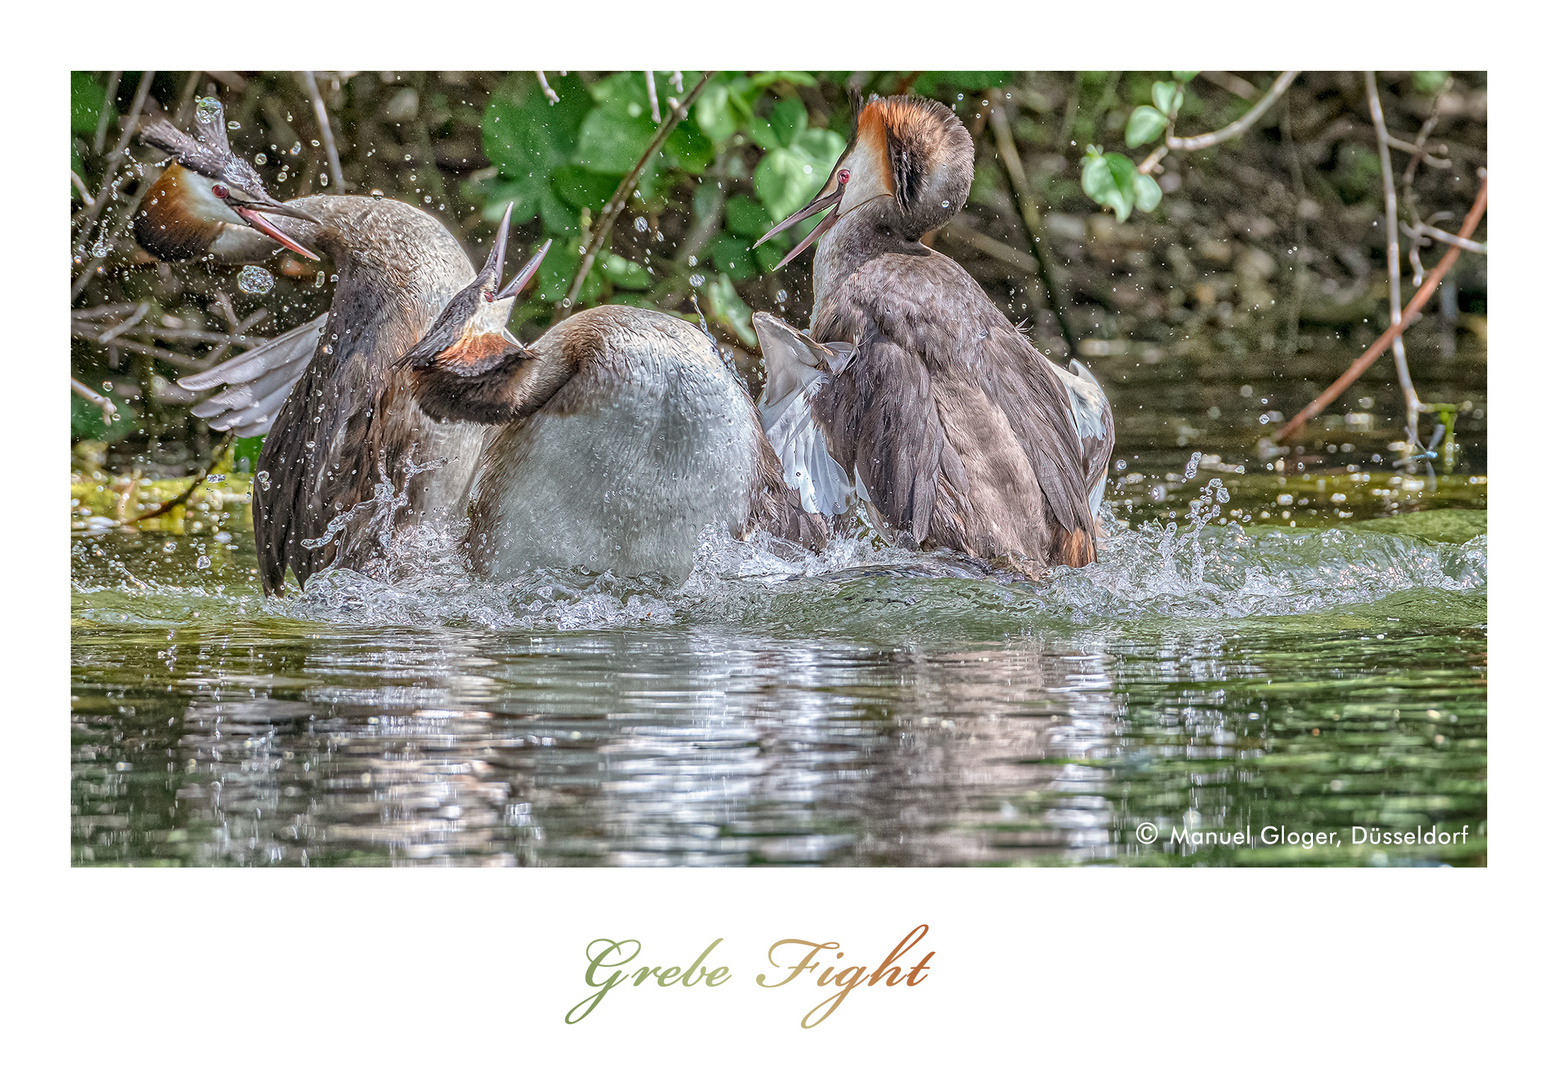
[809,202,926,319]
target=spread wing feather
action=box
[178,313,325,435]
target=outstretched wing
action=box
[752,312,856,517]
[178,314,325,436]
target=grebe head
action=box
[137,98,321,261]
[754,93,975,268]
[400,203,550,370]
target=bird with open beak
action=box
[397,216,831,584]
[138,99,510,592]
[137,103,322,262]
[755,92,1115,573]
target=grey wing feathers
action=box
[178,313,326,436]
[752,312,857,517]
[1056,358,1116,517]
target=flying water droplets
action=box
[195,555,211,570]
[237,266,275,295]
[1184,450,1202,481]
[194,97,221,124]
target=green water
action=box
[71,467,1486,867]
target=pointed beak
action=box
[482,203,515,285]
[233,205,320,261]
[494,238,551,301]
[752,177,847,267]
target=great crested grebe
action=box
[396,219,827,582]
[138,103,495,593]
[755,93,1114,571]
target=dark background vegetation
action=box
[70,70,1487,479]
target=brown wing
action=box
[812,251,1096,566]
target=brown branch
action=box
[71,377,118,425]
[128,433,234,523]
[1274,173,1487,444]
[988,103,1078,358]
[554,71,713,322]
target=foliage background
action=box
[70,70,1486,478]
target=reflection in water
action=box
[72,498,1486,867]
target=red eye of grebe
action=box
[837,169,850,185]
[212,183,229,199]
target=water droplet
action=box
[102,381,114,392]
[254,152,267,165]
[290,142,302,155]
[1184,451,1202,480]
[322,344,333,355]
[690,273,706,287]
[776,290,788,302]
[90,239,109,258]
[238,266,275,295]
[314,271,326,287]
[195,555,211,570]
[370,189,384,200]
[227,120,241,131]
[256,471,271,491]
[634,216,648,233]
[194,97,221,124]
[942,200,951,208]
[310,139,320,147]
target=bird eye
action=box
[482,290,495,302]
[212,183,229,199]
[837,169,850,185]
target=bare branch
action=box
[91,71,121,155]
[1275,174,1487,444]
[536,72,559,104]
[301,71,345,192]
[556,72,714,321]
[71,377,118,424]
[1366,70,1422,451]
[1140,70,1299,173]
[646,71,661,125]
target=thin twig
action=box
[71,171,94,207]
[74,70,154,235]
[556,71,713,321]
[94,301,150,343]
[1384,132,1449,168]
[128,433,234,523]
[646,71,661,125]
[71,377,118,424]
[301,71,345,192]
[988,103,1078,358]
[536,72,559,104]
[1366,70,1421,451]
[1402,220,1487,255]
[92,71,122,155]
[1140,71,1300,173]
[1273,174,1487,444]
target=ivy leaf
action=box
[1133,172,1163,214]
[724,194,772,238]
[481,72,591,223]
[702,233,757,281]
[1172,71,1199,84]
[695,81,741,142]
[551,164,618,212]
[769,99,808,148]
[71,71,107,134]
[1081,149,1139,222]
[601,252,652,290]
[1125,106,1169,148]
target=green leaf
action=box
[1133,172,1163,214]
[1081,150,1139,222]
[601,252,652,290]
[1124,106,1168,148]
[695,82,741,142]
[71,392,137,443]
[550,164,618,211]
[233,435,264,473]
[703,273,757,347]
[702,233,757,281]
[724,194,772,238]
[481,72,592,223]
[1152,81,1181,117]
[1413,71,1451,94]
[1172,71,1199,84]
[769,98,808,148]
[71,72,107,135]
[912,71,1011,94]
[575,73,713,178]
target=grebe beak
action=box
[479,203,516,295]
[752,170,849,268]
[494,238,552,301]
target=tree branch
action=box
[1274,173,1487,444]
[554,71,713,322]
[301,71,345,192]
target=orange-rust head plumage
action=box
[845,94,974,235]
